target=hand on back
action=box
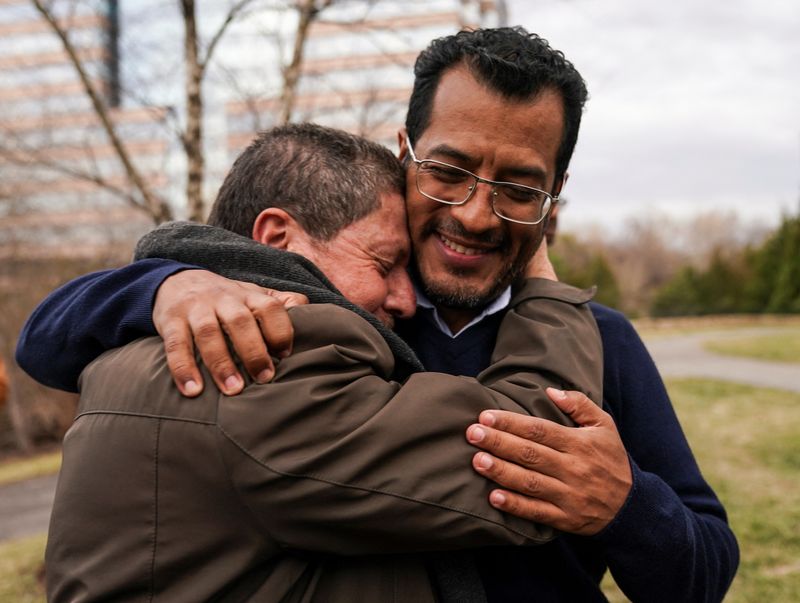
[153,269,307,396]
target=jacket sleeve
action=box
[218,285,603,555]
[590,306,739,602]
[15,259,192,392]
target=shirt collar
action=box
[414,283,512,338]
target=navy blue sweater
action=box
[16,258,739,602]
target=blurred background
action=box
[0,1,798,601]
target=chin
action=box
[376,314,395,330]
[422,277,505,310]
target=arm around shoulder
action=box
[15,259,191,392]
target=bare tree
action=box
[31,0,174,223]
[26,0,260,223]
[279,0,334,124]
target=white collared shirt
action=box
[414,284,512,338]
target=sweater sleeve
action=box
[15,259,192,392]
[589,304,739,603]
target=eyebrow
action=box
[425,143,548,182]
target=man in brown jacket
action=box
[45,124,602,602]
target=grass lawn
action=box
[604,378,800,602]
[0,533,46,603]
[704,328,800,364]
[633,314,800,340]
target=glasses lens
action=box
[494,184,551,224]
[416,161,474,204]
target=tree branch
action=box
[201,0,260,70]
[31,0,172,223]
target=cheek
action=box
[354,274,390,313]
[510,224,543,260]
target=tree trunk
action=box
[280,0,331,124]
[181,0,206,222]
[31,0,173,224]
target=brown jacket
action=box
[46,279,602,602]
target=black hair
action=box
[406,27,588,183]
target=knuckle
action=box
[523,421,547,441]
[168,360,195,378]
[163,336,189,355]
[194,321,222,342]
[208,356,235,374]
[241,352,269,369]
[519,444,540,466]
[225,310,254,331]
[523,473,543,496]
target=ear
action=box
[251,208,296,250]
[397,127,408,163]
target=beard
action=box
[413,216,543,311]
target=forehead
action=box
[421,66,565,173]
[352,191,409,251]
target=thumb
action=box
[546,387,604,427]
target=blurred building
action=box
[0,0,505,258]
[0,0,171,257]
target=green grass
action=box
[604,378,800,602]
[0,451,61,487]
[0,534,46,603]
[704,328,800,364]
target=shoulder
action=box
[285,304,395,377]
[589,302,642,350]
[79,337,218,423]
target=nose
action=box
[448,182,501,233]
[384,267,416,320]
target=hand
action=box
[466,388,632,536]
[526,237,558,280]
[153,270,308,397]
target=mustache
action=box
[424,217,507,248]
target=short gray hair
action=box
[208,123,404,240]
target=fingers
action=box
[189,304,245,396]
[472,450,570,528]
[472,449,566,501]
[545,388,607,428]
[474,410,572,453]
[269,290,309,309]
[153,270,308,397]
[467,423,562,475]
[214,306,270,386]
[160,319,204,397]
[486,488,568,529]
[249,290,299,361]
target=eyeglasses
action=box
[405,137,558,226]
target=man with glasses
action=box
[18,27,737,602]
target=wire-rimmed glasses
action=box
[406,137,558,226]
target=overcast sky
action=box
[506,0,800,236]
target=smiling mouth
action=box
[439,234,492,256]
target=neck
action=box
[436,306,482,334]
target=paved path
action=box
[1,326,796,544]
[0,473,57,542]
[643,326,800,393]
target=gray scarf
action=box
[134,221,424,380]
